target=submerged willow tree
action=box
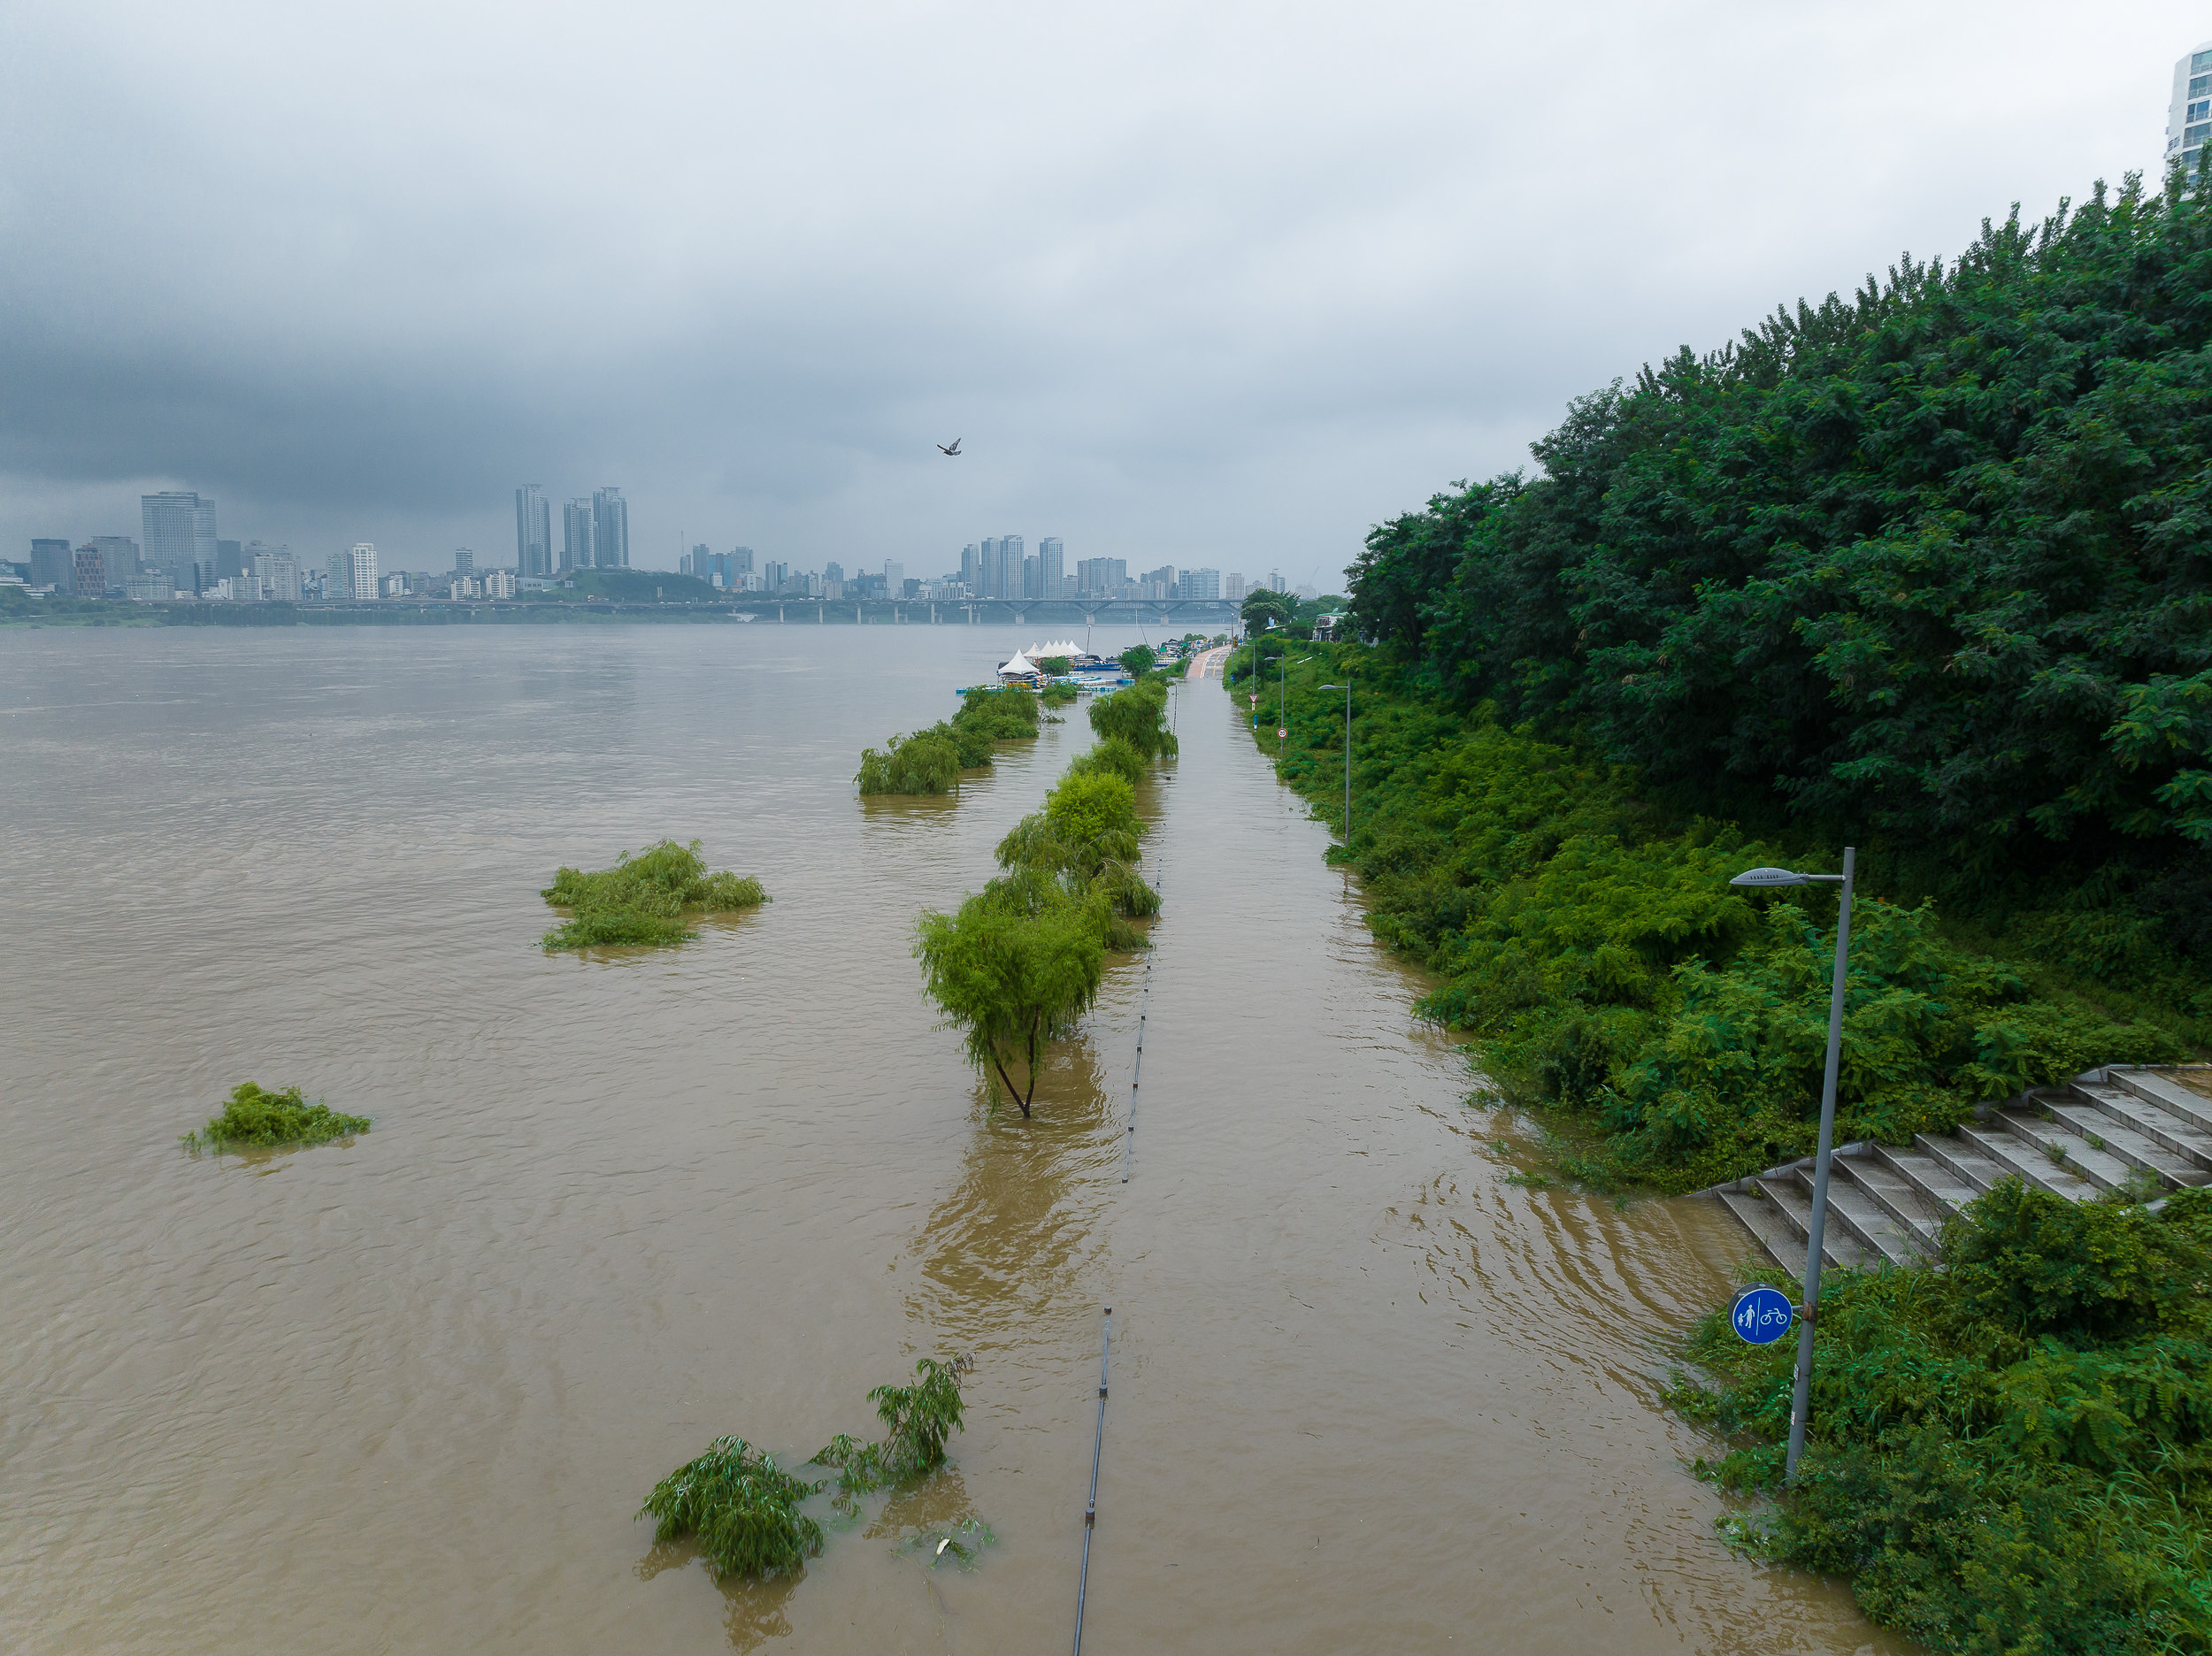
[914,874,1107,1116]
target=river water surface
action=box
[0,625,1901,1653]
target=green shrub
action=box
[954,685,1041,740]
[1671,1181,2212,1655]
[856,728,963,795]
[813,1354,974,1512]
[1067,737,1146,785]
[1040,680,1079,707]
[184,1083,370,1152]
[636,1438,824,1583]
[1088,678,1177,762]
[541,839,767,950]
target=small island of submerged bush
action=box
[639,1354,975,1583]
[856,684,1041,796]
[541,839,767,949]
[183,1082,370,1152]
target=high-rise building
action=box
[883,559,903,596]
[1225,572,1248,602]
[961,543,982,594]
[1077,556,1126,594]
[142,491,218,590]
[730,546,755,575]
[88,537,140,582]
[216,539,244,579]
[515,486,554,578]
[1178,568,1222,601]
[29,539,72,589]
[995,535,1025,602]
[763,560,789,591]
[346,543,380,600]
[253,547,302,602]
[592,487,629,569]
[1038,538,1064,603]
[454,548,474,576]
[687,543,710,580]
[2169,42,2212,174]
[1141,564,1177,599]
[73,547,111,596]
[825,561,844,584]
[562,499,594,571]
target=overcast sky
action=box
[0,1,2199,586]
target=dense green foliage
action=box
[813,1354,974,1513]
[1238,591,1346,643]
[1040,678,1079,707]
[1347,173,2212,910]
[183,1082,370,1152]
[1118,645,1156,678]
[1088,678,1179,763]
[637,1438,826,1583]
[855,686,1041,795]
[541,839,767,949]
[1248,648,2187,1188]
[1672,1179,2212,1654]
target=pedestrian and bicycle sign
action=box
[1731,1285,1795,1345]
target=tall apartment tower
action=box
[1038,538,1064,602]
[89,537,140,582]
[2170,42,2212,173]
[563,499,595,571]
[346,543,380,600]
[141,491,218,590]
[996,535,1025,602]
[591,487,629,568]
[962,544,982,594]
[515,486,554,577]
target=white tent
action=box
[1030,640,1083,659]
[998,649,1039,680]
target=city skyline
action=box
[1,4,2184,594]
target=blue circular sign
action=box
[1731,1285,1796,1346]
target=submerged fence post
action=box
[1072,1306,1111,1656]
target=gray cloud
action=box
[0,0,2190,583]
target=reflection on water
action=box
[0,625,1901,1655]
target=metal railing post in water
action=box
[1072,1306,1111,1656]
[1122,956,1149,1182]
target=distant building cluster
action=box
[12,481,1254,611]
[518,484,629,576]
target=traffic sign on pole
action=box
[1731,1285,1794,1345]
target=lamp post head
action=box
[1731,866,1810,888]
[1318,683,1341,690]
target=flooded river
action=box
[0,624,1901,1653]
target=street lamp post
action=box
[1317,684,1352,847]
[1729,847,1858,1485]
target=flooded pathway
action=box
[0,625,1900,1652]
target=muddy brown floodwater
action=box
[0,625,1906,1654]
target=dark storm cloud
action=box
[0,0,2187,579]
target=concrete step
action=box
[2108,1068,2212,1136]
[1872,1143,1981,1223]
[2044,1098,2212,1192]
[1912,1131,2016,1200]
[2062,1083,2212,1176]
[1789,1164,1928,1267]
[1717,1188,1802,1276]
[1755,1175,1870,1269]
[1831,1155,1947,1257]
[1962,1119,2103,1200]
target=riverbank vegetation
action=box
[915,686,1176,1114]
[639,1354,975,1583]
[541,839,767,948]
[1671,1178,2212,1654]
[856,686,1041,796]
[1248,167,2212,1189]
[182,1082,370,1152]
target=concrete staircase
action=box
[1706,1066,2212,1277]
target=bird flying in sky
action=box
[937,438,962,456]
